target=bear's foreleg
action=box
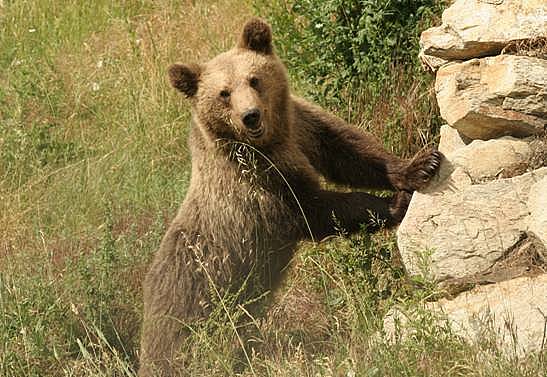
[314,122,442,192]
[299,189,411,240]
[295,99,443,192]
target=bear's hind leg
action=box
[138,236,208,377]
[139,314,189,377]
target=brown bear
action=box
[139,18,442,376]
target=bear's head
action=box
[169,18,291,148]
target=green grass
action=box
[0,1,545,376]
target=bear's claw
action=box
[404,148,444,191]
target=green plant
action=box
[259,0,444,101]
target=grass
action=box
[0,1,545,376]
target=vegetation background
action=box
[0,0,544,376]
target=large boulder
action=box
[398,167,546,281]
[435,55,546,140]
[420,0,546,67]
[397,127,546,282]
[384,274,547,356]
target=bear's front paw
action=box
[389,190,412,224]
[404,148,443,191]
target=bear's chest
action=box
[176,163,300,281]
[182,144,302,254]
[209,165,292,228]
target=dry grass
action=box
[0,1,253,375]
[347,68,441,158]
[502,36,547,59]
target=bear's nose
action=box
[242,109,261,130]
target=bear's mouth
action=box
[247,126,264,139]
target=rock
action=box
[397,166,547,282]
[437,274,547,356]
[438,235,546,298]
[438,125,468,155]
[435,55,547,140]
[435,129,532,183]
[420,0,547,65]
[528,176,547,245]
[398,127,542,282]
[396,0,547,359]
[450,137,532,181]
[528,137,547,171]
[384,274,547,356]
[419,51,450,72]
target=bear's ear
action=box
[168,63,201,97]
[238,18,273,55]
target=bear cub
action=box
[139,18,442,376]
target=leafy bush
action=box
[259,0,444,102]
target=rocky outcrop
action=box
[420,0,547,70]
[385,274,547,356]
[398,154,545,281]
[393,0,547,356]
[435,55,546,140]
[440,127,532,180]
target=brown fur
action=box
[139,18,442,376]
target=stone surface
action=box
[450,136,532,181]
[396,0,547,359]
[420,0,547,66]
[435,54,546,140]
[438,125,468,155]
[384,274,547,356]
[528,176,547,245]
[397,165,547,282]
[439,127,533,181]
[419,51,450,72]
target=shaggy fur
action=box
[139,18,442,376]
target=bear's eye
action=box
[219,89,231,99]
[249,77,259,89]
